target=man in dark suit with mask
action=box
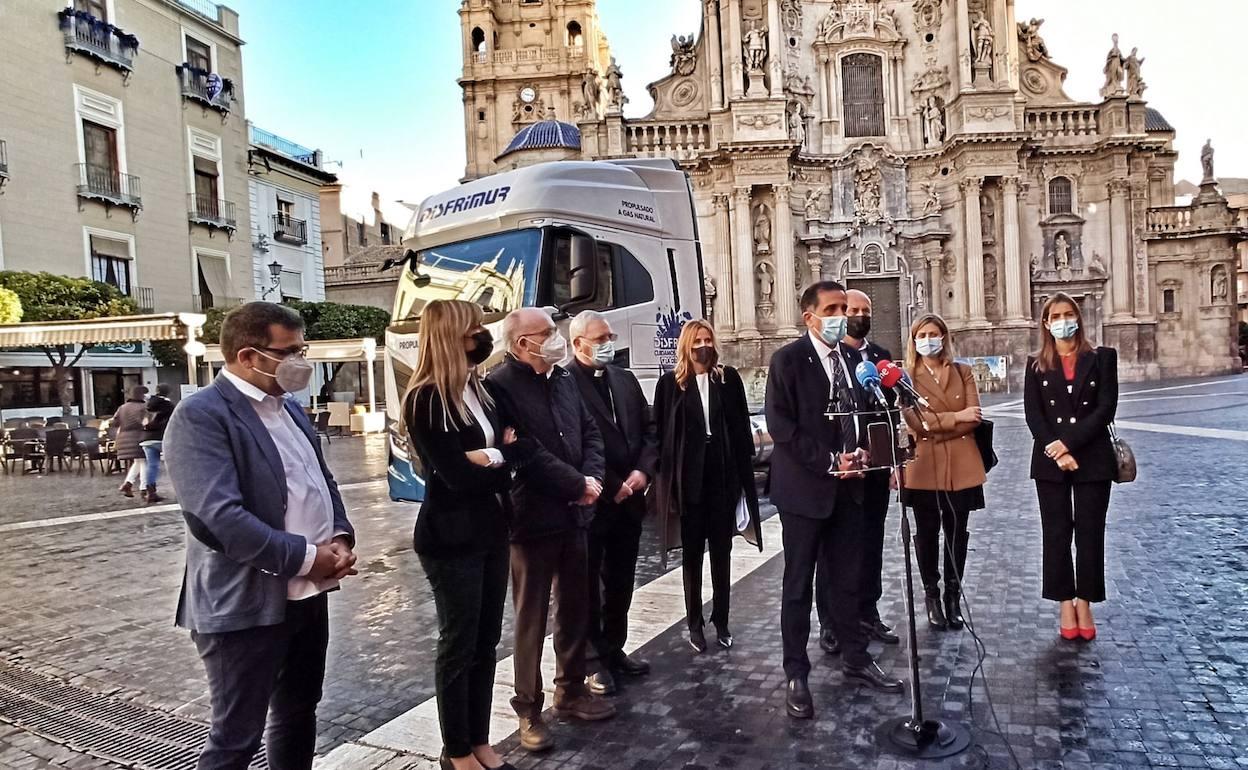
[766,281,903,721]
[816,288,901,654]
[567,310,659,696]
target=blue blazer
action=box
[164,373,354,634]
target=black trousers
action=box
[509,529,590,716]
[419,541,509,758]
[780,498,871,678]
[912,494,971,596]
[192,592,329,770]
[681,499,734,632]
[817,469,890,631]
[587,499,644,672]
[1037,479,1111,603]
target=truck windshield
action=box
[392,229,542,322]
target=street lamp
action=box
[260,259,283,300]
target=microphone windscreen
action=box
[854,360,881,387]
[878,360,902,387]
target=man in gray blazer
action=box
[165,302,356,770]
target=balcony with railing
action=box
[173,0,223,24]
[191,294,243,312]
[625,120,714,160]
[1147,206,1195,235]
[188,194,237,235]
[272,214,308,245]
[131,286,155,313]
[177,64,234,115]
[57,9,139,78]
[249,125,321,167]
[323,263,394,285]
[75,163,141,214]
[1024,106,1101,140]
[470,45,585,67]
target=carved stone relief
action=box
[670,34,697,77]
[753,203,773,255]
[983,254,999,315]
[912,0,944,37]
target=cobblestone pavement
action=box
[0,374,1245,769]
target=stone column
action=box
[726,0,744,100]
[926,254,943,317]
[961,177,986,322]
[773,184,798,332]
[955,0,973,90]
[732,186,759,336]
[767,0,783,98]
[712,193,736,331]
[1108,179,1132,319]
[807,242,824,283]
[1130,181,1152,316]
[707,0,724,111]
[1001,175,1025,320]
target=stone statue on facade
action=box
[1087,252,1107,277]
[972,12,994,65]
[1125,48,1146,98]
[1018,18,1050,62]
[743,25,768,72]
[783,64,815,104]
[580,70,600,117]
[804,188,827,219]
[854,155,884,225]
[980,194,995,245]
[915,281,926,308]
[703,274,717,323]
[670,33,697,76]
[1202,139,1216,183]
[789,102,807,146]
[984,255,999,312]
[922,96,945,146]
[1030,253,1041,279]
[816,5,842,42]
[1054,232,1071,270]
[878,7,898,33]
[756,260,775,305]
[1101,33,1125,98]
[922,181,941,215]
[1213,266,1229,301]
[753,204,773,255]
[605,57,627,111]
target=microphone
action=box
[877,360,931,409]
[854,360,888,406]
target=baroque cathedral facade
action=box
[457,0,1243,387]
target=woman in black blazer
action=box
[654,319,762,653]
[1024,292,1119,642]
[403,299,530,770]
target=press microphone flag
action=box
[854,360,889,405]
[877,360,931,409]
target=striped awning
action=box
[202,337,377,364]
[0,313,207,348]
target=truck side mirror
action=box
[565,234,597,306]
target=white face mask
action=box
[589,339,615,366]
[251,349,314,393]
[915,336,944,357]
[529,331,567,364]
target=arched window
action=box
[842,53,885,137]
[1162,288,1176,314]
[566,21,583,48]
[471,27,486,53]
[1048,176,1073,214]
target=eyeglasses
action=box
[256,345,309,359]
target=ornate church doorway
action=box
[847,277,904,358]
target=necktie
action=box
[829,350,860,453]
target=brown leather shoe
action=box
[119,481,134,498]
[145,485,163,504]
[552,694,617,721]
[518,715,553,752]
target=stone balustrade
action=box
[1146,206,1195,234]
[625,121,713,160]
[470,45,584,67]
[1024,106,1100,138]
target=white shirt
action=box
[694,372,712,436]
[463,382,504,465]
[808,330,860,470]
[222,370,338,600]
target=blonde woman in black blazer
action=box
[1024,292,1119,642]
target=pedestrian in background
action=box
[1025,292,1119,641]
[403,299,532,770]
[653,319,761,654]
[901,313,985,632]
[140,383,174,504]
[113,385,149,500]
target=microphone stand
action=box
[874,395,971,759]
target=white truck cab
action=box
[384,158,706,502]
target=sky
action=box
[229,0,1248,226]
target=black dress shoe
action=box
[861,619,901,645]
[945,593,965,630]
[611,651,651,676]
[785,677,814,719]
[843,661,904,693]
[689,626,707,653]
[925,594,948,629]
[819,628,841,655]
[715,625,733,649]
[587,669,617,696]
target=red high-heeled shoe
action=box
[1060,626,1080,641]
[1078,626,1096,641]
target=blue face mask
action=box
[818,314,848,345]
[915,336,944,357]
[590,340,615,366]
[1049,319,1079,340]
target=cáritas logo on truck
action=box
[418,185,511,224]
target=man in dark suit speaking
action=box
[765,281,903,721]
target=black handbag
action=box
[973,419,998,473]
[1108,423,1136,483]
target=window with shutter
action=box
[186,35,212,71]
[83,121,118,193]
[90,236,132,295]
[842,53,885,138]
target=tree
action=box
[0,271,136,414]
[0,287,21,324]
[285,300,390,399]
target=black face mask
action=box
[467,330,494,366]
[691,346,717,367]
[846,315,872,339]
